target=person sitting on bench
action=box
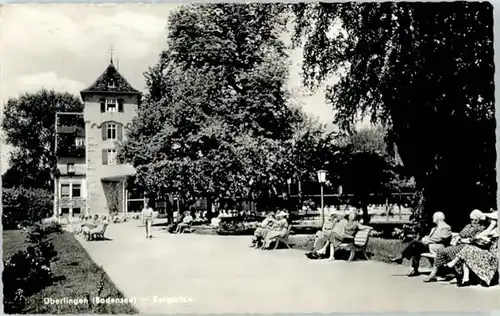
[423,209,487,282]
[261,210,289,249]
[327,210,370,262]
[391,211,452,277]
[175,211,194,234]
[305,212,341,259]
[307,210,369,261]
[446,210,498,287]
[251,211,276,248]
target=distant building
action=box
[53,60,141,218]
[54,113,86,218]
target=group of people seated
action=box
[299,205,357,215]
[252,206,498,288]
[77,214,108,229]
[306,210,371,261]
[389,209,498,287]
[250,210,290,249]
[74,214,109,237]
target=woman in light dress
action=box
[446,210,498,287]
[423,209,487,282]
[261,211,289,249]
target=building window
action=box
[106,99,117,112]
[61,208,70,215]
[61,184,70,198]
[67,163,75,175]
[75,136,84,147]
[108,80,116,89]
[108,149,117,165]
[107,123,117,140]
[72,207,81,215]
[72,184,81,197]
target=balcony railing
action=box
[58,197,86,208]
[56,144,85,158]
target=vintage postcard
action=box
[1,2,499,314]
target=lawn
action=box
[3,230,138,314]
[3,229,28,259]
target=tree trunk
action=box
[361,199,370,225]
[166,194,173,224]
[206,196,215,220]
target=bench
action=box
[262,225,293,250]
[337,228,372,261]
[85,223,108,241]
[420,232,460,265]
[178,222,193,234]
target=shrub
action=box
[26,223,62,244]
[3,244,57,313]
[3,223,60,313]
[216,221,253,235]
[2,187,53,230]
[391,224,417,242]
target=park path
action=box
[77,221,500,314]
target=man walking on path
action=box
[141,198,154,239]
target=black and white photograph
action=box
[1,2,499,314]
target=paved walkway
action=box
[78,221,500,313]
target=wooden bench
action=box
[262,225,293,250]
[86,223,108,241]
[178,222,193,234]
[420,232,459,265]
[421,252,436,265]
[337,228,372,261]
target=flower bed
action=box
[215,221,259,235]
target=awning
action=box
[101,165,136,181]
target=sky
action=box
[0,4,366,174]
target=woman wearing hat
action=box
[446,210,498,287]
[424,209,487,282]
[261,210,289,249]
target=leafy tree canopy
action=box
[2,89,83,189]
[291,2,495,229]
[120,4,330,204]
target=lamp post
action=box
[249,179,254,213]
[317,170,327,226]
[286,178,292,212]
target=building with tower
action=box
[53,59,141,218]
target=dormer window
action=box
[106,99,117,112]
[108,80,116,89]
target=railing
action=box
[58,197,86,207]
[56,145,85,158]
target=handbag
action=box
[472,236,491,249]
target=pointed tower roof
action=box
[80,62,140,97]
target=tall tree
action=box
[333,128,396,224]
[120,4,312,211]
[292,2,495,231]
[2,89,83,189]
